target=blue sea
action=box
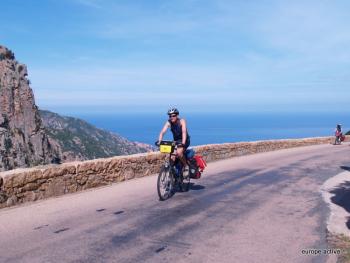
[76,112,349,146]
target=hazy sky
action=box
[1,0,349,114]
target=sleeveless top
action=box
[168,118,190,142]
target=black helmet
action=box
[167,108,179,116]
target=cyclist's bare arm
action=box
[180,119,187,145]
[158,121,170,142]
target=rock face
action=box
[39,110,154,162]
[0,45,60,171]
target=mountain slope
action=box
[39,110,154,162]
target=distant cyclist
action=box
[157,108,190,170]
[335,124,343,145]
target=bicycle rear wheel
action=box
[157,166,174,201]
[180,171,190,192]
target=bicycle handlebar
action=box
[154,140,183,147]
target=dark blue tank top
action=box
[168,118,190,142]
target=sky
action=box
[1,0,350,114]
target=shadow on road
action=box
[346,217,350,230]
[341,166,350,172]
[330,180,350,229]
[189,183,205,191]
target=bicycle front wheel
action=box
[157,165,174,201]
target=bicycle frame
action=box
[164,145,181,174]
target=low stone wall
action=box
[0,136,344,208]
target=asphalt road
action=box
[0,143,349,263]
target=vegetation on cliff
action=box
[39,110,154,162]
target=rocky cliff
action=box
[0,45,154,171]
[39,110,154,162]
[0,45,60,171]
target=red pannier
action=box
[193,155,207,179]
[188,155,207,179]
[341,135,346,142]
[194,155,207,172]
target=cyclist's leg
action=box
[183,139,191,165]
[178,143,191,169]
[176,147,186,166]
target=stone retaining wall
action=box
[0,136,344,208]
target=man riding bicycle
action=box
[157,108,190,171]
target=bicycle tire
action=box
[157,165,174,201]
[180,171,190,192]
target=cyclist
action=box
[157,108,190,171]
[335,124,343,144]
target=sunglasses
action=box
[169,115,178,118]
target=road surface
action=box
[0,143,349,263]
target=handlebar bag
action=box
[159,141,174,153]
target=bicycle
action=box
[334,135,342,145]
[334,132,344,145]
[156,141,190,201]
